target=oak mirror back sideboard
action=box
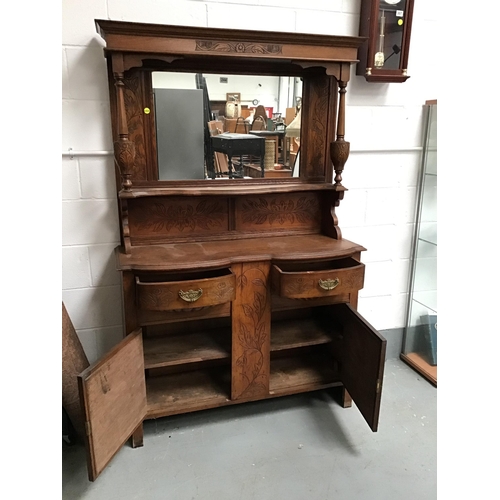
[76,19,387,482]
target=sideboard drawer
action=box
[136,269,236,311]
[272,257,365,299]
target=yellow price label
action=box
[144,107,151,114]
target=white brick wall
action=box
[62,0,438,360]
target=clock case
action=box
[357,0,415,83]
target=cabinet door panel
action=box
[331,303,386,431]
[78,329,146,481]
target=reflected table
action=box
[211,133,265,178]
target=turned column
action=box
[330,80,349,189]
[112,55,135,191]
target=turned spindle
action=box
[330,81,350,188]
[113,72,135,191]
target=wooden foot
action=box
[131,423,144,448]
[342,388,352,408]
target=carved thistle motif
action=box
[241,197,319,226]
[114,138,136,167]
[196,40,282,54]
[135,199,226,233]
[234,268,268,399]
[331,140,350,186]
[114,139,136,190]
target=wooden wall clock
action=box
[357,0,415,82]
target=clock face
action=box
[384,0,402,4]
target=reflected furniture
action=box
[211,133,265,178]
[244,164,292,179]
[249,129,286,165]
[77,20,387,482]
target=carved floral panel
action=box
[129,197,229,237]
[235,193,321,231]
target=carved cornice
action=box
[196,40,282,55]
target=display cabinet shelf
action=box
[401,100,437,386]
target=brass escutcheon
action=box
[318,278,340,291]
[179,288,203,302]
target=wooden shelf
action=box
[271,317,332,352]
[143,316,332,370]
[145,346,341,419]
[143,330,231,369]
[269,352,340,396]
[400,352,437,386]
[116,235,366,272]
[146,367,231,418]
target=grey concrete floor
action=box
[62,359,436,500]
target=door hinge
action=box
[85,421,92,436]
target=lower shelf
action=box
[269,353,340,396]
[146,367,231,418]
[146,352,341,419]
[400,352,437,386]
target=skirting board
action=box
[380,328,404,360]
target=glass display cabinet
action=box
[401,100,437,386]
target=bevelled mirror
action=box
[151,72,303,181]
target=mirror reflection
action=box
[152,72,302,180]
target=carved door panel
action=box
[78,329,146,481]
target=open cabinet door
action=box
[334,304,387,431]
[78,329,146,481]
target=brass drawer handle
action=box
[318,278,340,291]
[179,289,203,302]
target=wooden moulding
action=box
[95,20,364,64]
[117,181,346,198]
